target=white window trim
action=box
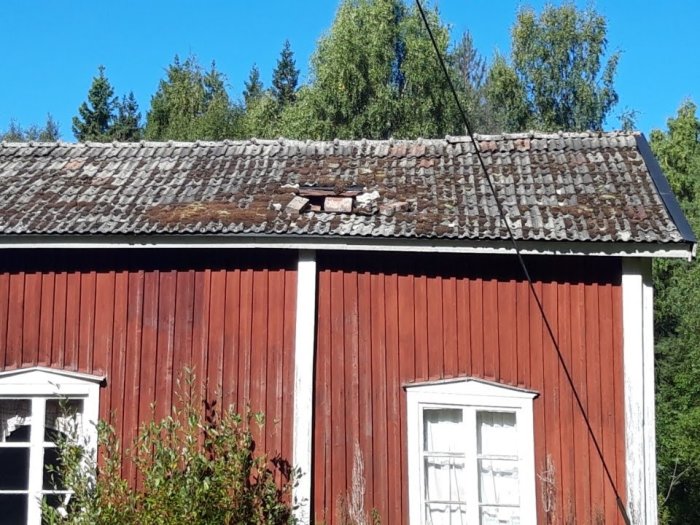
[406,378,538,525]
[0,367,103,525]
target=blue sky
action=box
[1,1,697,140]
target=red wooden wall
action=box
[0,249,297,482]
[314,252,626,525]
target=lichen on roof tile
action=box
[0,132,686,244]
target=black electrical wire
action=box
[413,1,632,523]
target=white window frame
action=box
[0,367,102,525]
[406,378,538,525]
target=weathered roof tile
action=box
[0,132,690,244]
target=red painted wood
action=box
[370,271,388,521]
[81,272,98,373]
[0,272,9,367]
[613,285,627,516]
[22,272,42,366]
[356,270,374,515]
[570,280,592,524]
[238,269,254,408]
[221,269,238,411]
[557,279,576,523]
[6,272,25,369]
[456,276,471,377]
[51,272,68,369]
[109,270,128,431]
[470,275,484,378]
[39,272,57,367]
[314,253,625,525]
[384,272,402,524]
[313,269,331,523]
[0,250,296,492]
[343,270,360,512]
[64,271,80,370]
[207,269,226,407]
[426,275,444,379]
[123,270,144,485]
[250,269,268,449]
[599,282,619,525]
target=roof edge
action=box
[0,235,693,259]
[636,134,697,246]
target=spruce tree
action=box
[111,92,142,141]
[1,115,60,142]
[72,66,117,142]
[271,40,299,107]
[243,65,264,106]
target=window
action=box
[406,378,537,525]
[0,367,102,525]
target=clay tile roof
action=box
[0,131,693,245]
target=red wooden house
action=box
[0,132,694,524]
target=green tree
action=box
[42,373,296,525]
[396,3,463,137]
[487,3,619,131]
[293,0,462,140]
[1,115,60,142]
[449,31,496,132]
[651,101,700,524]
[145,55,241,141]
[271,40,299,107]
[72,66,117,141]
[241,93,280,139]
[243,64,264,106]
[111,92,142,141]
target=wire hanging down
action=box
[412,1,631,523]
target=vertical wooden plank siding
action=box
[314,252,626,525]
[0,250,297,479]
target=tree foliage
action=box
[288,0,466,140]
[73,66,142,142]
[1,114,60,141]
[145,55,240,141]
[651,101,700,524]
[43,374,296,525]
[72,66,117,142]
[243,65,264,107]
[487,3,619,131]
[271,40,299,107]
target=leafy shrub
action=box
[43,374,297,525]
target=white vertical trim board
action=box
[292,249,317,525]
[622,257,657,524]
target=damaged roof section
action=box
[0,132,692,245]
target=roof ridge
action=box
[0,130,642,149]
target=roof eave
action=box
[0,234,692,259]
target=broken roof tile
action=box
[0,132,689,245]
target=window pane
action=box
[0,399,31,442]
[43,446,66,490]
[0,494,27,524]
[478,459,519,506]
[425,456,466,502]
[45,399,83,442]
[0,447,30,489]
[426,502,467,525]
[480,505,520,525]
[43,492,71,521]
[477,412,517,457]
[477,412,520,509]
[423,408,463,452]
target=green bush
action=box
[43,375,297,525]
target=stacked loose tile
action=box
[0,132,684,243]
